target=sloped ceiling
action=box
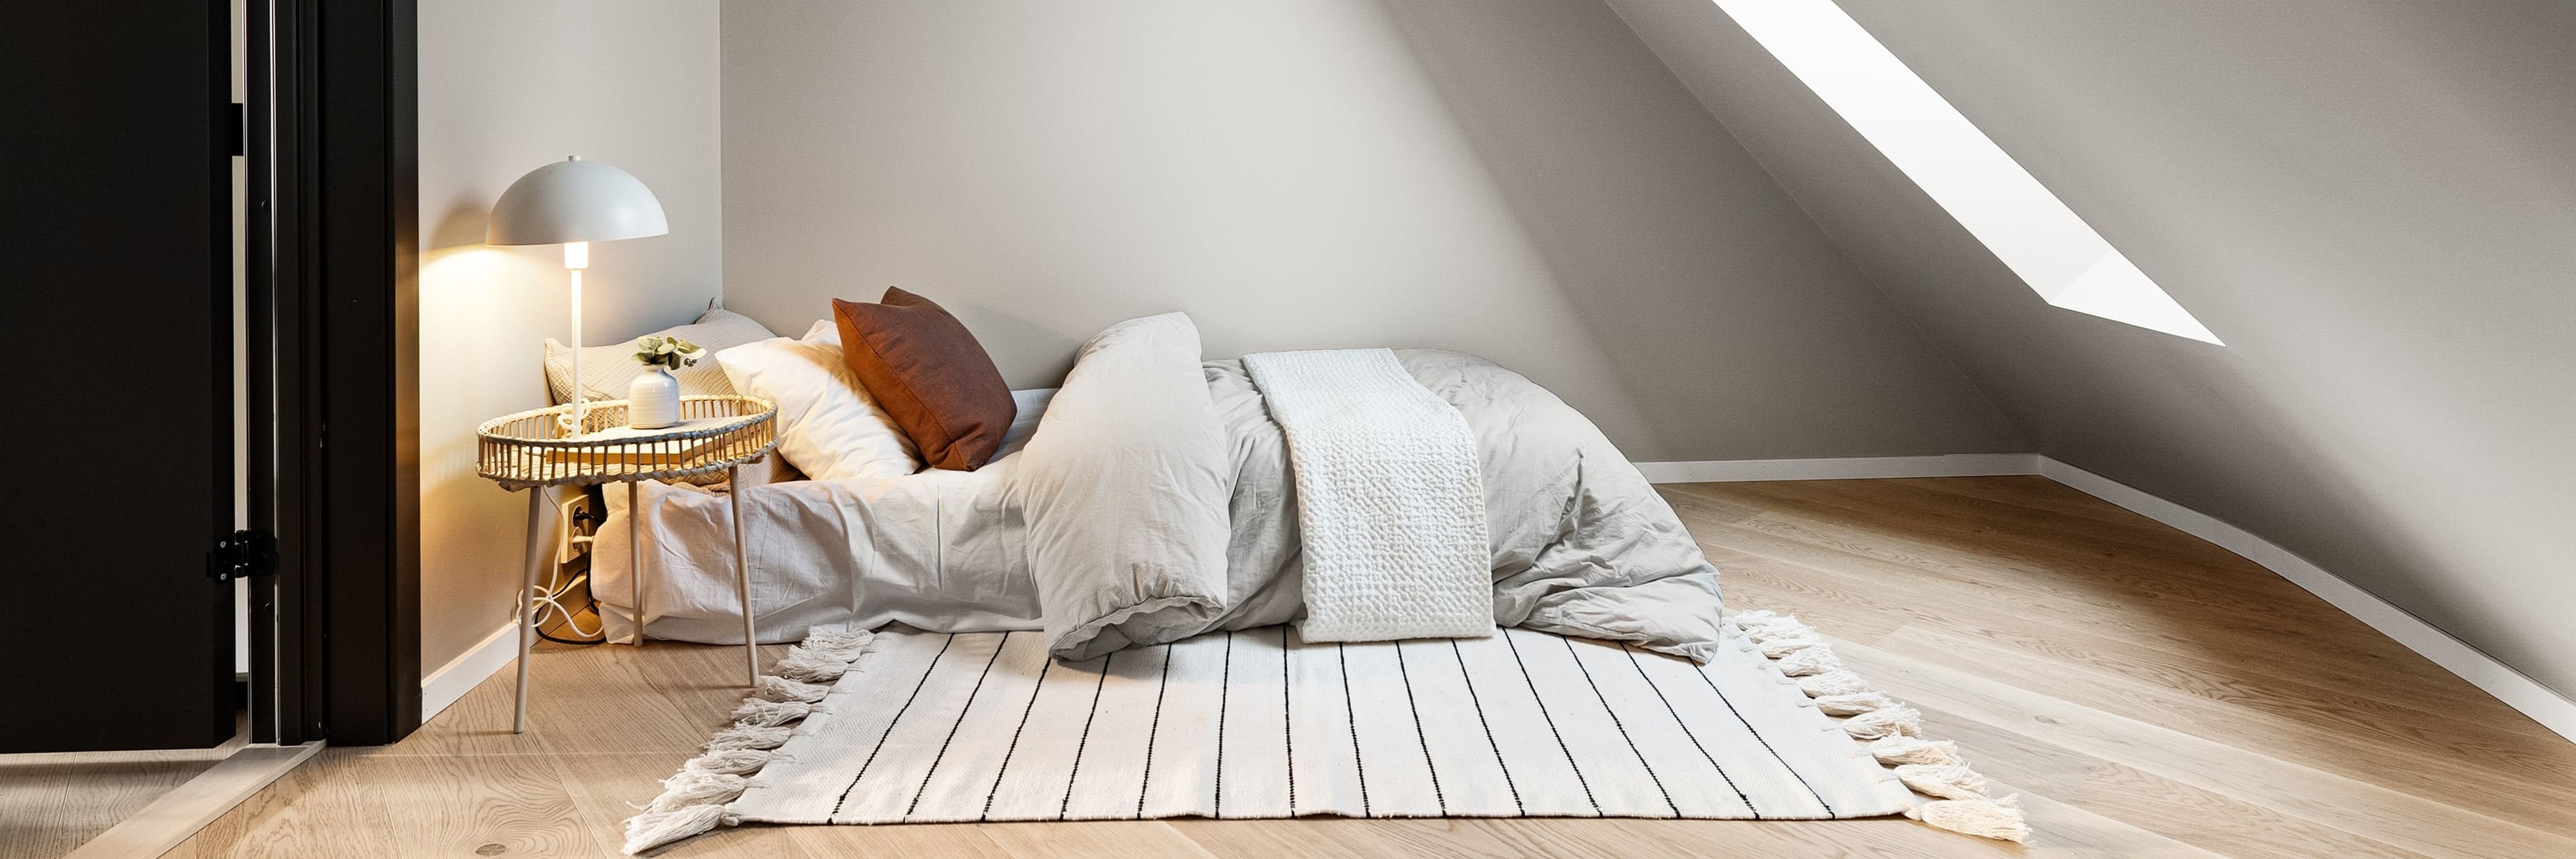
[1606,0,2576,698]
[718,0,2024,462]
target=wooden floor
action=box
[0,725,239,858]
[152,477,2576,858]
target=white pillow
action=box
[717,320,918,480]
[543,308,776,406]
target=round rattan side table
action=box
[477,394,778,733]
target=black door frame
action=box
[247,0,420,747]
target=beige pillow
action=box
[542,308,775,406]
[716,321,921,481]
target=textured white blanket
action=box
[1241,349,1492,642]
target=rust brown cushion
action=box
[831,288,1016,470]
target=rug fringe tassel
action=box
[619,629,878,855]
[774,647,857,683]
[730,699,813,727]
[1730,609,1806,639]
[644,771,748,812]
[1734,611,2029,844]
[705,724,794,752]
[1773,644,1845,676]
[1813,691,1900,716]
[622,804,738,855]
[1755,634,1827,658]
[682,748,774,777]
[1796,669,1874,697]
[1840,705,1922,739]
[1896,763,1989,800]
[754,675,831,704]
[1868,735,1960,766]
[1907,795,2031,844]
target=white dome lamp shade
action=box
[487,155,668,246]
[486,155,670,432]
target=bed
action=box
[603,309,2028,854]
[590,312,1724,661]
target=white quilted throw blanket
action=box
[1241,348,1492,641]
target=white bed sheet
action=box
[590,389,1053,644]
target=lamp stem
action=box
[567,266,585,434]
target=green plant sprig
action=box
[633,335,707,372]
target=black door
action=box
[0,3,236,751]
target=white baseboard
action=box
[1637,452,2576,743]
[1630,453,2039,483]
[421,621,519,724]
[2032,459,2576,744]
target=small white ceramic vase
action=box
[628,367,682,429]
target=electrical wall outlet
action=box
[556,490,597,567]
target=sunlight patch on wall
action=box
[1710,0,2221,344]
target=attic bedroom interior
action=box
[6,1,2571,857]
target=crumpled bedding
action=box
[594,318,1725,661]
[1005,314,1237,659]
[1015,314,1726,661]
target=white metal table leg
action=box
[730,464,758,686]
[513,489,545,734]
[629,480,645,646]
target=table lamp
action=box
[486,155,669,432]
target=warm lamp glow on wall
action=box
[486,155,669,431]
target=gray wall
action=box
[718,0,2023,462]
[1609,0,2576,696]
[417,0,726,672]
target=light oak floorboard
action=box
[64,743,319,859]
[2,756,228,858]
[1875,625,2576,818]
[0,719,246,858]
[1673,485,2547,737]
[135,477,2575,858]
[1831,637,2576,858]
[1927,714,2430,859]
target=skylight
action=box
[1709,0,2221,344]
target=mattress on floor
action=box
[590,390,1053,645]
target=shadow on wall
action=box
[1367,0,2026,458]
[426,200,487,253]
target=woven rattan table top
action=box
[476,394,779,490]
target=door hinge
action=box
[229,102,247,157]
[208,530,279,581]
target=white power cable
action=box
[529,491,603,639]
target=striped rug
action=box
[725,625,1916,825]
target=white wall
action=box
[717,0,2024,462]
[416,0,724,672]
[1609,0,2576,697]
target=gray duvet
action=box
[1008,314,1727,661]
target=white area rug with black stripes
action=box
[731,624,1913,825]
